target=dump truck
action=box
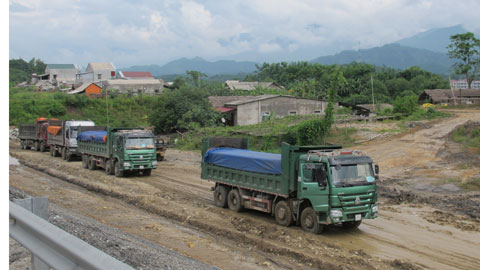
[19,117,50,152]
[154,136,169,161]
[47,119,95,161]
[77,127,157,177]
[201,137,379,234]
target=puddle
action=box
[9,156,20,166]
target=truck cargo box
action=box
[204,148,282,175]
[77,131,107,143]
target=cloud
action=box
[9,0,480,67]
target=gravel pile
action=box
[9,188,219,270]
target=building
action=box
[76,62,116,84]
[67,83,102,98]
[45,64,80,84]
[210,95,329,126]
[103,79,164,95]
[117,71,155,80]
[224,80,284,91]
[419,89,480,105]
[450,79,480,90]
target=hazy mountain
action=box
[394,24,468,53]
[124,57,258,76]
[311,44,455,74]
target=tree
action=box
[186,70,207,87]
[393,95,418,115]
[447,32,480,89]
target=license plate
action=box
[139,165,144,169]
[355,214,362,221]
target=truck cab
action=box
[111,129,157,176]
[297,150,378,231]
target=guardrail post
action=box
[14,197,50,270]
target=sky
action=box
[8,0,480,69]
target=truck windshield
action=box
[125,137,155,149]
[70,129,78,139]
[331,163,375,187]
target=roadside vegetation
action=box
[451,122,480,154]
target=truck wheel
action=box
[40,141,46,152]
[66,150,73,162]
[20,140,25,150]
[300,207,324,234]
[114,161,124,177]
[214,185,228,208]
[342,220,362,230]
[227,189,243,212]
[274,200,293,227]
[49,146,54,156]
[61,148,67,160]
[142,169,152,176]
[34,141,40,151]
[82,155,89,169]
[105,160,114,175]
[88,156,97,170]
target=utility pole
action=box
[105,87,109,127]
[371,75,375,109]
[449,75,457,106]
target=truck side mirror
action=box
[375,164,379,174]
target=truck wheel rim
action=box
[277,208,286,220]
[305,215,314,228]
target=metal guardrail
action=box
[10,201,134,270]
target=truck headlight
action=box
[330,209,343,217]
[123,162,131,167]
[372,205,378,213]
[152,160,158,166]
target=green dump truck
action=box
[77,127,157,177]
[201,137,379,234]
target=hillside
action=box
[394,25,468,53]
[311,44,455,74]
[124,57,258,76]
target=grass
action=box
[451,125,480,154]
[459,178,480,191]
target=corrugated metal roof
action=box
[208,96,256,108]
[88,62,116,70]
[104,79,163,85]
[67,83,101,95]
[225,80,283,90]
[421,89,480,102]
[120,71,153,78]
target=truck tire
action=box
[61,147,67,160]
[66,150,73,162]
[227,189,243,212]
[34,141,40,151]
[300,207,324,234]
[88,156,97,170]
[214,185,228,208]
[105,159,114,175]
[20,140,25,150]
[49,146,54,156]
[82,155,89,169]
[40,141,46,152]
[342,220,362,230]
[114,161,124,177]
[274,200,293,227]
[142,169,152,176]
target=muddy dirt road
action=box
[9,109,480,270]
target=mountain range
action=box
[123,25,475,77]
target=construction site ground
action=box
[9,108,480,270]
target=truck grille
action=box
[128,153,153,162]
[338,192,374,213]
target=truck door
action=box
[299,163,329,214]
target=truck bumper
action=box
[325,204,378,224]
[122,160,157,171]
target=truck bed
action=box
[18,125,37,140]
[204,148,282,175]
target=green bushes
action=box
[393,95,419,115]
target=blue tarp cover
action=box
[77,131,107,143]
[204,148,282,175]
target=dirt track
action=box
[9,109,480,270]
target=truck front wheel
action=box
[105,159,114,175]
[300,207,324,234]
[342,220,362,230]
[114,161,124,177]
[227,189,243,212]
[275,200,293,227]
[34,141,40,151]
[40,141,46,152]
[142,169,152,176]
[214,185,228,208]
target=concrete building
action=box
[225,80,284,91]
[450,79,480,90]
[103,79,164,95]
[76,62,116,84]
[213,95,329,126]
[45,64,80,84]
[117,71,154,80]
